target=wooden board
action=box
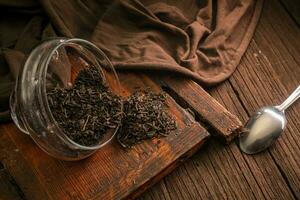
[0,70,243,199]
[279,0,300,25]
[0,166,23,200]
[139,0,300,199]
[156,76,242,142]
[3,0,299,199]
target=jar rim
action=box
[41,38,123,151]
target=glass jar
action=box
[10,38,123,161]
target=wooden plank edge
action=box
[88,123,210,200]
[156,76,242,143]
[126,124,210,200]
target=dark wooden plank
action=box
[141,0,300,198]
[3,0,299,199]
[0,164,23,200]
[254,0,300,92]
[229,43,300,199]
[140,81,296,200]
[139,2,300,198]
[279,0,300,25]
[226,0,300,197]
[138,181,171,200]
[157,76,242,143]
[209,83,297,199]
[0,125,49,200]
[0,72,210,200]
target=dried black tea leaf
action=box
[117,90,177,148]
[47,66,122,146]
[47,66,176,148]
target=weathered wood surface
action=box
[1,0,299,199]
[158,77,242,142]
[0,25,243,199]
[2,67,243,199]
[139,0,300,199]
[279,0,300,25]
[0,165,23,200]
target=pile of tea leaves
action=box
[47,67,177,148]
[117,90,177,148]
[47,67,122,146]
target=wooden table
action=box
[1,0,299,199]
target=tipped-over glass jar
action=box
[10,38,123,160]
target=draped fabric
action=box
[0,0,263,121]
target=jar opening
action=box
[41,38,123,150]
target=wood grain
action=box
[157,76,242,143]
[140,81,296,200]
[0,124,49,200]
[227,0,300,197]
[254,0,300,92]
[0,72,211,200]
[139,0,300,199]
[228,2,300,196]
[279,0,300,25]
[1,0,299,199]
[0,166,23,200]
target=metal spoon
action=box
[239,85,300,154]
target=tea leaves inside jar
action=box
[47,66,122,146]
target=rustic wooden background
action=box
[138,0,300,199]
[1,0,299,199]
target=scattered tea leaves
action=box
[117,90,177,148]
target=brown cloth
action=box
[0,0,263,121]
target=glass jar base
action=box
[10,90,29,135]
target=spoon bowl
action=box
[239,85,300,154]
[239,106,286,154]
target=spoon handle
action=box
[277,85,300,111]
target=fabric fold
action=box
[0,0,263,121]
